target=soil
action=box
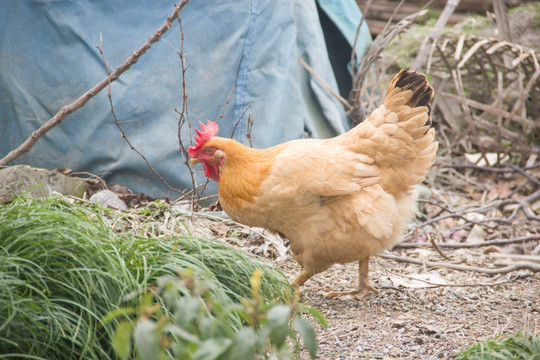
[279,256,540,359]
[199,213,540,360]
[125,171,539,360]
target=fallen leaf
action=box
[487,182,512,201]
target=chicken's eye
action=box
[205,147,214,155]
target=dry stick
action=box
[397,234,540,249]
[442,92,540,129]
[97,38,183,196]
[0,0,190,168]
[506,163,540,187]
[165,18,210,205]
[391,272,518,288]
[377,0,406,40]
[408,189,540,240]
[230,104,253,139]
[442,163,540,173]
[498,188,540,222]
[349,0,372,86]
[216,85,238,123]
[174,16,201,206]
[428,233,451,260]
[408,204,506,233]
[412,0,462,71]
[381,253,540,274]
[246,114,254,148]
[350,7,425,119]
[492,0,512,42]
[162,17,209,204]
[297,57,352,111]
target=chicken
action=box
[188,70,437,298]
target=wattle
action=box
[203,162,220,182]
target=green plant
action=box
[455,332,540,360]
[0,197,132,359]
[0,196,309,359]
[107,269,326,360]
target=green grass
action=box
[0,196,293,359]
[455,332,540,360]
[508,2,540,26]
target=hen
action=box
[188,70,437,298]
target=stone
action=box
[90,190,128,211]
[0,165,87,201]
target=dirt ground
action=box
[277,255,539,359]
[193,210,539,360]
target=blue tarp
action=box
[0,0,371,198]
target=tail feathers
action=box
[384,70,433,128]
[373,70,437,195]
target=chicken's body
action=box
[189,70,437,297]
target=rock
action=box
[90,190,128,211]
[170,202,193,215]
[391,319,407,329]
[503,245,524,255]
[378,278,393,288]
[0,165,87,201]
[466,224,487,243]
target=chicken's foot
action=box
[327,257,379,299]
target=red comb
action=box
[188,121,219,157]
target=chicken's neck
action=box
[207,137,282,221]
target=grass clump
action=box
[0,196,301,359]
[455,332,540,360]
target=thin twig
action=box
[397,234,540,249]
[382,253,540,274]
[230,104,253,139]
[349,8,427,123]
[173,17,200,207]
[442,92,539,129]
[246,114,254,148]
[0,0,190,167]
[412,0,460,71]
[297,57,352,111]
[97,35,183,196]
[391,273,518,288]
[429,233,451,260]
[171,17,213,208]
[216,85,238,123]
[349,0,372,86]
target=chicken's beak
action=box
[190,158,201,166]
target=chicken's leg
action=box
[292,271,313,288]
[327,257,379,299]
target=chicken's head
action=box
[188,120,223,182]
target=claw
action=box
[326,257,379,300]
[326,284,379,300]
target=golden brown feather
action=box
[189,70,438,298]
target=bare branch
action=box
[382,253,540,274]
[411,0,460,72]
[230,104,253,139]
[297,56,352,111]
[246,114,254,148]
[442,92,540,129]
[216,85,238,123]
[0,0,190,167]
[349,0,372,88]
[97,35,183,196]
[397,234,540,250]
